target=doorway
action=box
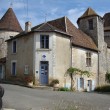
[40,61,49,85]
[88,80,92,91]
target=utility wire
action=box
[27,0,29,21]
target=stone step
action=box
[33,86,53,90]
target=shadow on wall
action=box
[0,85,4,109]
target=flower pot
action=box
[54,84,59,88]
[28,82,33,86]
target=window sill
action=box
[11,53,17,55]
[86,66,92,67]
[36,48,52,51]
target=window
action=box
[86,52,91,67]
[40,35,49,49]
[88,19,93,30]
[24,65,29,74]
[12,40,17,53]
[80,78,84,89]
[11,62,16,76]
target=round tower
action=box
[0,8,23,58]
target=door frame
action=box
[88,80,92,91]
[39,61,49,85]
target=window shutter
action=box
[92,80,95,91]
[77,78,80,91]
[84,78,87,89]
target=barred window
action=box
[86,52,91,67]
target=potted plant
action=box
[24,76,33,86]
[50,79,59,87]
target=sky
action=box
[0,0,110,29]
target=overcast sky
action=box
[0,0,110,29]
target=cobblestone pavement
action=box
[1,84,110,110]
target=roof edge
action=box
[72,44,98,52]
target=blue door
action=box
[40,61,48,85]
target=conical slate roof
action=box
[0,8,23,32]
[77,7,99,23]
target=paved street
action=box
[1,84,110,110]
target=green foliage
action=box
[81,70,91,77]
[66,67,91,91]
[94,85,110,92]
[58,87,70,91]
[67,67,81,75]
[66,67,91,77]
[105,72,110,83]
[50,79,59,87]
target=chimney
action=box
[25,21,31,32]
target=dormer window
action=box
[12,40,17,53]
[88,19,93,30]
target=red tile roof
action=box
[47,17,97,51]
[0,8,23,32]
[9,16,98,51]
[65,17,97,51]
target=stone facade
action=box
[70,46,98,91]
[6,31,71,87]
[0,31,19,58]
[6,33,34,81]
[78,16,107,85]
[4,7,110,91]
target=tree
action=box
[66,67,81,91]
[105,72,110,83]
[66,67,91,91]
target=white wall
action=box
[34,32,71,86]
[34,32,55,85]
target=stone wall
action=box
[0,31,19,59]
[78,16,107,85]
[107,48,110,72]
[6,33,34,82]
[78,16,98,45]
[97,18,107,85]
[72,46,98,88]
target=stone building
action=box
[0,8,22,79]
[3,7,110,91]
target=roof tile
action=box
[0,8,23,32]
